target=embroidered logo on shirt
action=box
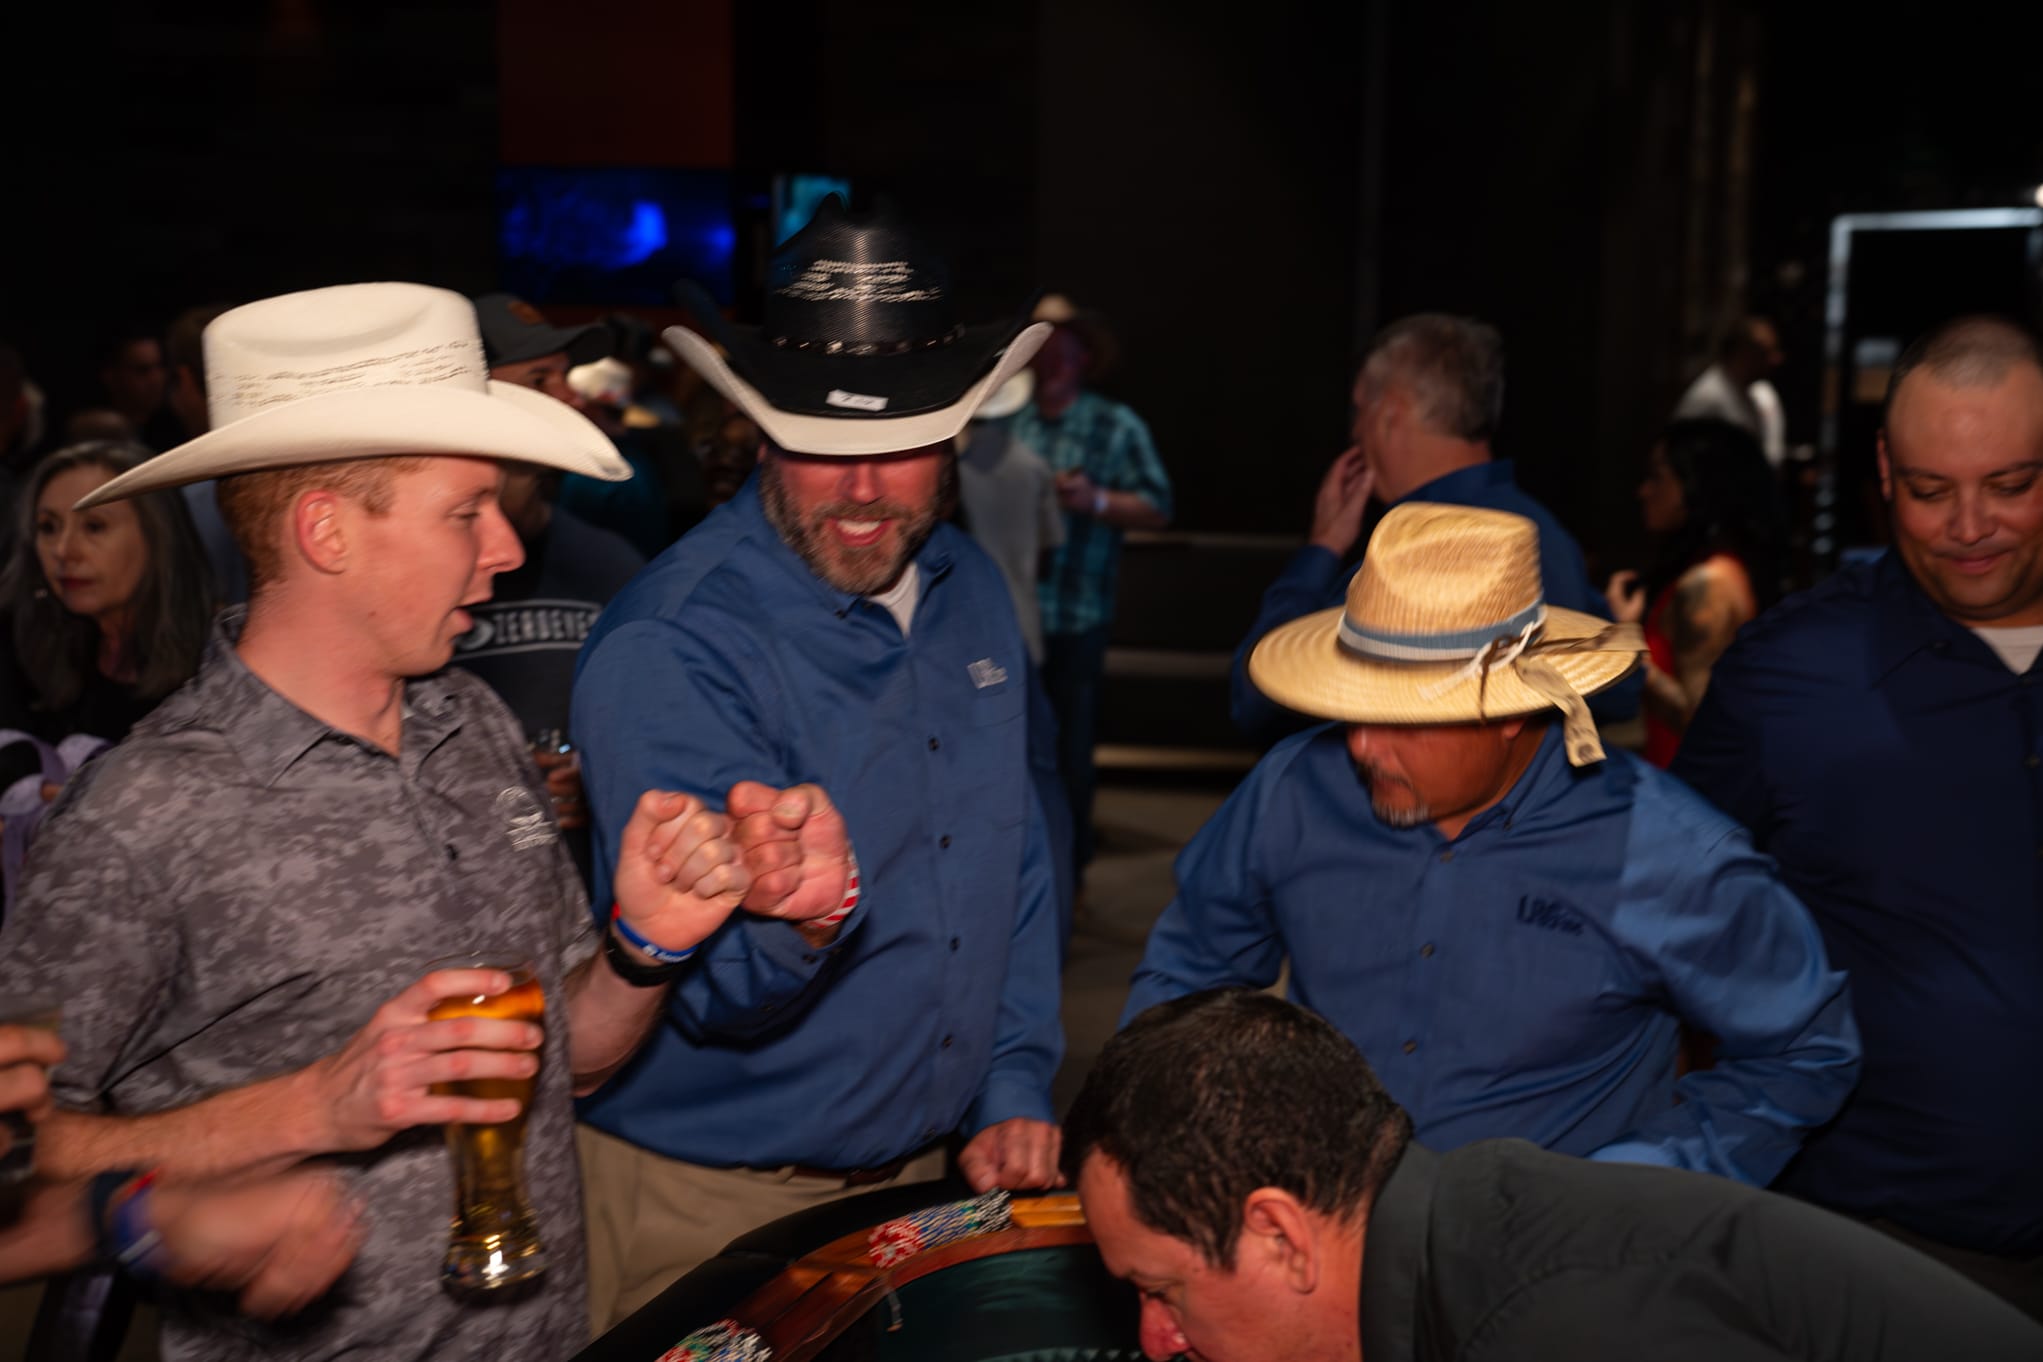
[496,786,558,852]
[1516,895,1585,936]
[826,389,889,412]
[968,658,1008,689]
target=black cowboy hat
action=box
[663,196,1049,455]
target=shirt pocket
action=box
[949,677,1029,829]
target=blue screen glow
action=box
[498,167,735,306]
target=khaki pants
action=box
[577,1123,948,1335]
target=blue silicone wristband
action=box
[610,906,697,965]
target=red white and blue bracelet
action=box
[811,850,861,930]
[90,1168,168,1280]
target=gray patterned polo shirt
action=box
[0,612,596,1361]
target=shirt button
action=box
[2027,755,2040,770]
[928,737,940,751]
[940,834,952,849]
[1419,943,1435,958]
[949,936,961,952]
[1438,850,1453,864]
[1402,1040,1418,1055]
[802,954,817,965]
[941,1034,954,1049]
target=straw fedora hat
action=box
[663,195,1049,457]
[1250,503,1643,765]
[77,283,630,509]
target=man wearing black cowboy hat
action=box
[570,198,1066,1328]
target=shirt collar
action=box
[194,608,465,787]
[1455,723,1567,841]
[1399,459,1512,505]
[1359,1141,1438,1362]
[1866,549,1984,684]
[731,470,958,622]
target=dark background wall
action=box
[6,0,2042,573]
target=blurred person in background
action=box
[0,341,48,562]
[476,294,676,556]
[1604,417,1785,767]
[164,301,251,603]
[1674,316,1787,468]
[956,369,1064,664]
[603,311,683,427]
[1231,313,1636,747]
[0,340,46,471]
[84,322,176,451]
[0,442,213,911]
[1012,295,1172,893]
[453,444,645,886]
[564,355,698,554]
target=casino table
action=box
[571,1177,1144,1362]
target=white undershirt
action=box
[1970,623,2043,674]
[865,562,921,636]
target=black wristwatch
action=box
[602,926,684,987]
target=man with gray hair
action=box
[1231,313,1633,742]
[1677,314,2043,1319]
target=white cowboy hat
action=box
[1249,503,1644,766]
[77,283,630,509]
[663,195,1049,457]
[972,368,1035,422]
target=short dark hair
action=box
[1359,313,1505,442]
[1882,315,2043,428]
[1061,990,1413,1267]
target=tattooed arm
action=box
[1644,558,1757,737]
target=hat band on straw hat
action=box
[1338,594,1646,768]
[1337,600,1547,663]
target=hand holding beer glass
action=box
[424,956,547,1294]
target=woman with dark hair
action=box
[1606,418,1786,768]
[1,442,214,833]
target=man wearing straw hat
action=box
[1123,502,1858,1186]
[570,196,1067,1327]
[0,283,760,1362]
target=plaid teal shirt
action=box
[1011,391,1173,635]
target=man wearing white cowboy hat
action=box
[1122,502,1859,1187]
[0,282,765,1362]
[570,195,1067,1327]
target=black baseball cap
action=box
[472,293,613,368]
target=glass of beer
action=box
[427,956,546,1294]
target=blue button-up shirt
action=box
[1230,461,1640,741]
[571,476,1063,1169]
[1124,724,1858,1184]
[1675,551,2043,1254]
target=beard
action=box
[1356,764,1431,828]
[761,455,956,595]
